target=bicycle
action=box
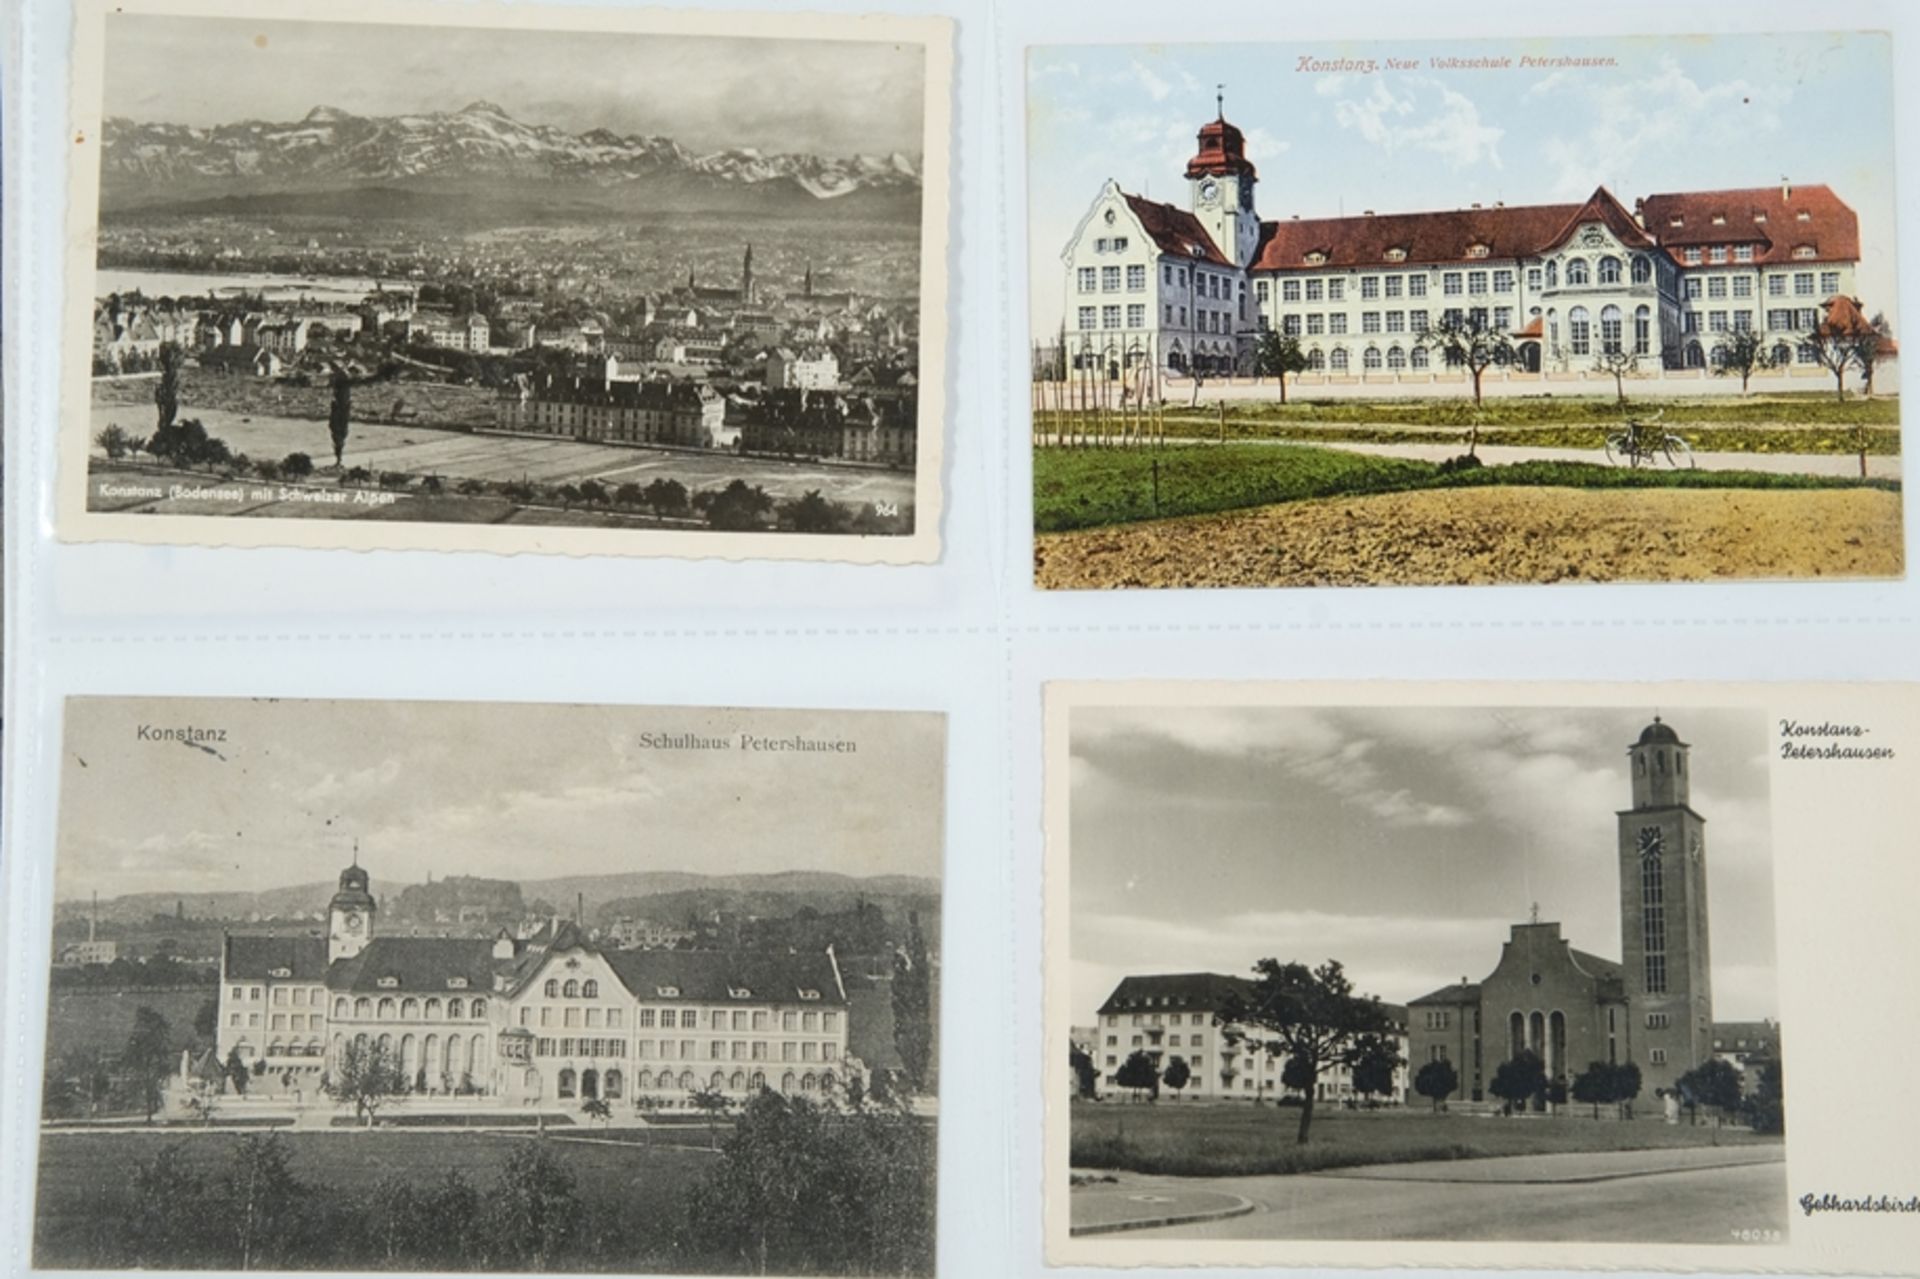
[1604,409,1694,469]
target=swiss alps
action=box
[100,100,922,221]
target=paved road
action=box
[1073,1147,1788,1244]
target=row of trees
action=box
[58,1087,935,1274]
[1251,308,1893,410]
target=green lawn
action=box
[1033,443,1900,533]
[1070,1102,1780,1178]
[35,1128,714,1269]
[1154,422,1901,456]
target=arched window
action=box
[423,1034,438,1079]
[822,1071,836,1092]
[750,1071,766,1091]
[563,980,580,998]
[354,1032,369,1053]
[1568,306,1591,356]
[1528,1011,1546,1063]
[1544,261,1558,289]
[470,998,487,1019]
[782,1071,797,1094]
[1362,346,1382,370]
[1410,346,1429,370]
[679,1069,696,1091]
[637,1070,654,1091]
[1329,347,1350,372]
[801,1072,817,1093]
[558,1068,577,1099]
[1686,341,1706,369]
[1630,255,1652,285]
[1634,306,1652,355]
[730,1071,746,1091]
[377,997,396,1020]
[1597,256,1622,285]
[401,1034,418,1081]
[269,1038,285,1057]
[582,981,598,999]
[354,997,372,1018]
[1599,305,1623,354]
[605,1069,624,1100]
[401,998,418,1019]
[443,1034,461,1077]
[544,979,559,998]
[710,1070,726,1090]
[581,1068,599,1100]
[1772,342,1793,366]
[1508,1011,1524,1060]
[425,998,442,1020]
[334,997,349,1018]
[1386,345,1406,370]
[1306,347,1325,370]
[446,998,464,1020]
[1566,258,1590,286]
[1710,344,1728,369]
[378,1032,394,1055]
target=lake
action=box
[96,267,414,305]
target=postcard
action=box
[1045,680,1920,1272]
[1026,34,1903,589]
[60,0,952,562]
[31,696,944,1275]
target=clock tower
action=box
[327,860,377,963]
[1617,718,1713,1094]
[1184,94,1261,270]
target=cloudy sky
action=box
[55,698,945,901]
[1028,32,1896,335]
[1068,705,1777,1025]
[105,13,927,157]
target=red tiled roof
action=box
[1250,186,1650,273]
[1513,316,1544,339]
[1122,193,1231,267]
[1639,185,1859,266]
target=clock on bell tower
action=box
[1184,92,1261,270]
[1616,717,1713,1094]
[327,859,377,963]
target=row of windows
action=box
[1122,1032,1207,1048]
[1076,265,1149,294]
[1113,1011,1211,1027]
[534,1036,628,1059]
[616,1037,840,1062]
[612,1067,840,1095]
[542,978,601,999]
[334,995,489,1021]
[517,1005,627,1029]
[1685,271,1838,301]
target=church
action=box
[1406,717,1719,1103]
[1059,102,1866,381]
[215,861,857,1107]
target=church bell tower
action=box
[1617,717,1713,1094]
[1185,91,1261,269]
[327,859,377,964]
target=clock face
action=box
[1689,832,1702,862]
[1199,179,1220,205]
[1637,826,1664,859]
[344,911,362,931]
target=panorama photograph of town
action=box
[1028,33,1903,589]
[34,697,945,1275]
[76,7,939,545]
[1051,693,1785,1255]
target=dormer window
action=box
[1303,251,1327,266]
[377,976,399,989]
[656,985,680,998]
[1796,211,1812,222]
[799,989,823,1001]
[1668,216,1684,228]
[446,977,468,989]
[1753,212,1768,223]
[729,986,752,999]
[1384,247,1407,262]
[1466,244,1490,258]
[1793,245,1817,259]
[269,967,292,978]
[1711,214,1726,226]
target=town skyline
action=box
[1069,705,1778,1024]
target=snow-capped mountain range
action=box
[100,100,922,219]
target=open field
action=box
[94,370,498,431]
[1070,1103,1780,1179]
[1033,444,1899,534]
[1035,484,1904,588]
[34,1128,713,1269]
[45,987,214,1066]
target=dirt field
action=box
[1034,486,1905,589]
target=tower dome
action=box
[1636,716,1683,747]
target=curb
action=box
[1315,1150,1786,1187]
[1070,1194,1256,1237]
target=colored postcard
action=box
[1027,34,1903,589]
[1044,680,1920,1272]
[32,696,944,1274]
[61,0,952,562]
